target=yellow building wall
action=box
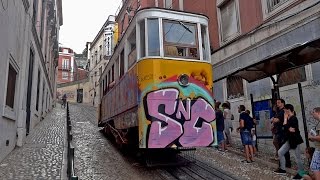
[57,80,91,104]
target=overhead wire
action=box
[1,0,8,11]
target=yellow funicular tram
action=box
[98,8,216,162]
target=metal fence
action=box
[66,102,78,180]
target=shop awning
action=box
[217,38,320,83]
[213,17,320,83]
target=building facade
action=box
[57,79,91,104]
[88,15,116,107]
[75,53,88,69]
[0,0,63,162]
[211,0,320,147]
[57,47,76,83]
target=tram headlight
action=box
[178,74,189,87]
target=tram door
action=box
[77,89,83,103]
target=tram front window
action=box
[147,19,160,56]
[163,20,199,59]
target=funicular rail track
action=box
[157,157,237,180]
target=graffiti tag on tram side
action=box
[144,88,216,148]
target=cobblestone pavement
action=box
[68,104,162,180]
[196,148,291,180]
[228,136,309,173]
[71,104,294,180]
[0,106,66,180]
[0,103,300,180]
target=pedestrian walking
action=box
[222,102,232,147]
[237,105,254,163]
[272,99,292,167]
[62,94,67,108]
[307,107,320,180]
[246,110,257,155]
[215,101,226,152]
[274,104,304,179]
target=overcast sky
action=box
[59,0,121,53]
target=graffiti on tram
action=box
[143,87,216,148]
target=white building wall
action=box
[0,0,28,162]
[0,0,62,162]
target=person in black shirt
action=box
[272,99,291,167]
[215,101,226,151]
[237,105,254,163]
[274,104,304,179]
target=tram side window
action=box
[147,19,160,56]
[108,70,111,86]
[105,75,108,94]
[139,20,146,58]
[111,64,115,82]
[128,30,136,69]
[201,25,209,61]
[163,20,199,59]
[120,50,125,77]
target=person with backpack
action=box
[237,105,254,163]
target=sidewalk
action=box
[0,106,67,180]
[227,136,309,176]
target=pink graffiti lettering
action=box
[145,88,215,148]
[179,98,216,146]
[176,99,191,120]
[147,89,183,148]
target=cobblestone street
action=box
[0,103,299,180]
[69,104,160,180]
[0,106,66,179]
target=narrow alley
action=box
[1,0,320,179]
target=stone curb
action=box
[227,148,297,176]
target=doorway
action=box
[77,89,83,103]
[26,50,34,135]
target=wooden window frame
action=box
[162,20,199,59]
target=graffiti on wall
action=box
[143,86,216,148]
[57,90,75,99]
